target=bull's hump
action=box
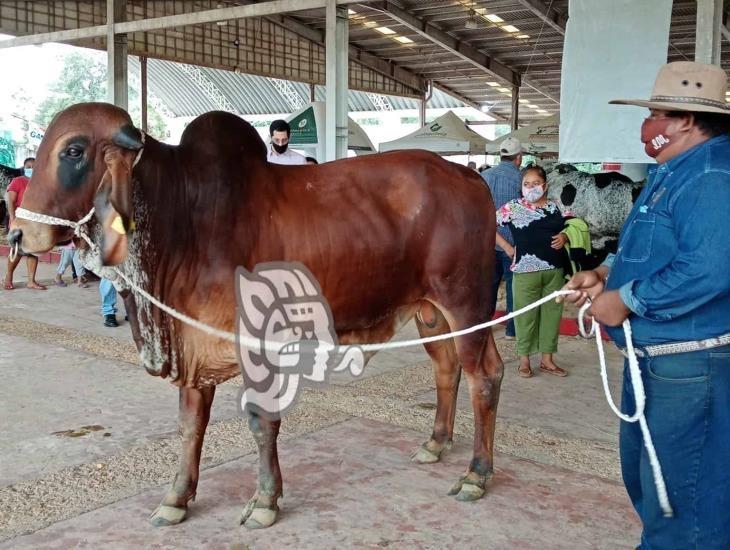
[179,111,267,161]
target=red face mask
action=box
[640,117,672,158]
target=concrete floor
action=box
[0,257,640,548]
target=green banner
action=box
[288,107,318,145]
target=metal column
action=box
[325,0,348,161]
[695,0,722,65]
[140,56,148,132]
[419,80,432,127]
[510,87,519,131]
[106,0,128,109]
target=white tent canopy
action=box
[486,114,560,157]
[379,110,490,155]
[286,102,376,161]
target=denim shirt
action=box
[481,161,522,249]
[604,135,730,347]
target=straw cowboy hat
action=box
[610,61,729,115]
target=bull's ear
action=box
[94,170,129,265]
[103,147,135,232]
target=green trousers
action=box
[512,268,564,356]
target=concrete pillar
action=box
[419,94,427,127]
[510,87,519,131]
[140,56,148,132]
[695,0,722,65]
[106,0,128,109]
[325,0,348,161]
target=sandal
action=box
[55,279,67,287]
[518,364,533,378]
[539,363,568,377]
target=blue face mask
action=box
[23,168,32,178]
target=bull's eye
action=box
[66,147,83,158]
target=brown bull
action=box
[9,102,503,529]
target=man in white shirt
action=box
[267,120,307,165]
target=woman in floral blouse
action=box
[495,166,569,378]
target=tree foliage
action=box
[36,51,168,140]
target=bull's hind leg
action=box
[150,385,216,526]
[240,412,282,529]
[440,306,504,502]
[411,300,461,464]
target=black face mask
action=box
[272,142,288,154]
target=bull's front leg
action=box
[149,385,216,526]
[240,412,282,529]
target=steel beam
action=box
[375,1,519,86]
[431,82,509,122]
[262,6,424,94]
[374,1,559,104]
[0,0,376,49]
[515,0,567,36]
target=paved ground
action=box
[0,257,640,548]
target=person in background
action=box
[467,160,477,171]
[563,61,730,549]
[305,156,319,165]
[496,165,569,378]
[100,277,119,327]
[267,120,307,165]
[54,241,87,288]
[3,157,46,291]
[480,137,524,340]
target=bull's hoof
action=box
[149,504,188,527]
[447,471,490,502]
[239,495,279,529]
[410,440,452,464]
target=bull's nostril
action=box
[7,229,22,247]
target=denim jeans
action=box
[619,346,730,549]
[99,278,117,316]
[491,249,515,337]
[56,248,85,278]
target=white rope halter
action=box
[10,135,145,262]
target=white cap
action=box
[499,137,523,156]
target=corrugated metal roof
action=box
[128,56,467,117]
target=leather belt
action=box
[619,332,730,358]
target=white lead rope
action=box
[13,204,673,517]
[578,303,673,518]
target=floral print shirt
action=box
[497,198,570,273]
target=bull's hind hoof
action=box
[149,504,188,526]
[410,440,452,464]
[447,471,490,502]
[240,495,278,529]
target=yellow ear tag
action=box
[111,215,127,235]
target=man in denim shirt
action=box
[481,137,524,338]
[564,62,730,549]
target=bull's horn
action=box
[113,124,144,150]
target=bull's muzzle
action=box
[7,228,22,248]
